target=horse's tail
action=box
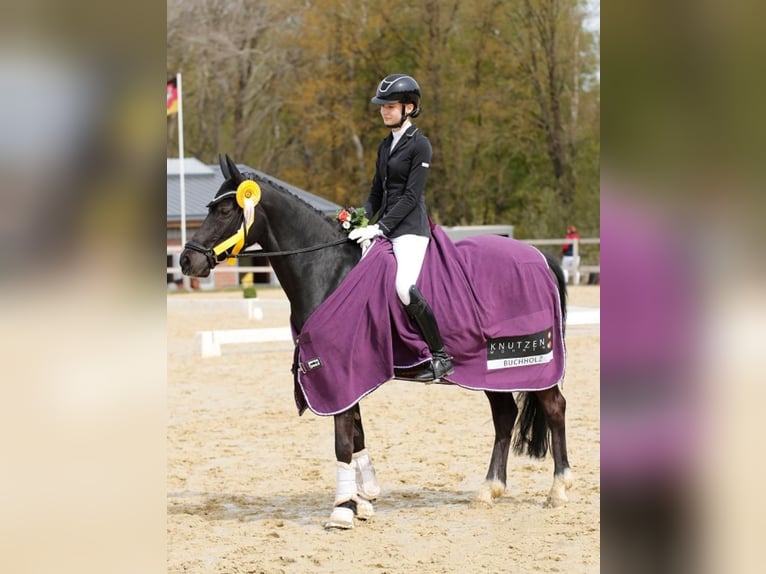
[511,252,566,460]
[542,251,567,328]
[512,392,549,458]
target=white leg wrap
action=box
[325,461,375,529]
[333,461,357,506]
[354,498,375,521]
[324,506,355,529]
[352,449,381,500]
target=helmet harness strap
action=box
[397,103,411,128]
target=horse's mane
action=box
[245,171,341,236]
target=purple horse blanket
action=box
[292,224,565,415]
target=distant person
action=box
[561,225,581,284]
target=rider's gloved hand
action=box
[348,224,383,245]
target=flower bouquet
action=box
[335,206,369,234]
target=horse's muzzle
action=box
[180,243,214,277]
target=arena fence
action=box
[166,237,600,288]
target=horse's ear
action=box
[218,154,231,180]
[225,154,244,183]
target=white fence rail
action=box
[194,306,600,357]
[519,237,600,284]
[197,327,293,357]
[167,237,600,286]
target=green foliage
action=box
[168,0,600,238]
[242,285,258,299]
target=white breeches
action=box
[391,234,430,305]
[561,255,581,284]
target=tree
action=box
[167,0,600,237]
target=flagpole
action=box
[176,72,190,289]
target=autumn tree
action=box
[167,0,600,237]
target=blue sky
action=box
[585,0,600,33]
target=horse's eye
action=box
[219,203,234,215]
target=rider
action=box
[348,73,454,381]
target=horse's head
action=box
[180,154,265,277]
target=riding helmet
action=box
[371,74,421,117]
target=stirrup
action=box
[431,354,454,380]
[395,355,454,383]
[399,365,440,382]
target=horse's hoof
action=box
[545,470,573,508]
[474,490,494,507]
[487,479,505,499]
[355,498,375,521]
[544,493,568,508]
[324,506,354,529]
[475,479,505,506]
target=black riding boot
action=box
[404,285,454,381]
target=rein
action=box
[185,236,348,268]
[228,237,348,258]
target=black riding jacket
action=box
[363,124,432,239]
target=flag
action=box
[167,78,178,116]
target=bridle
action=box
[184,236,348,265]
[183,179,348,269]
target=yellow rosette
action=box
[236,180,261,208]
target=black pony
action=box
[181,155,572,529]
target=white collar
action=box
[390,119,412,151]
